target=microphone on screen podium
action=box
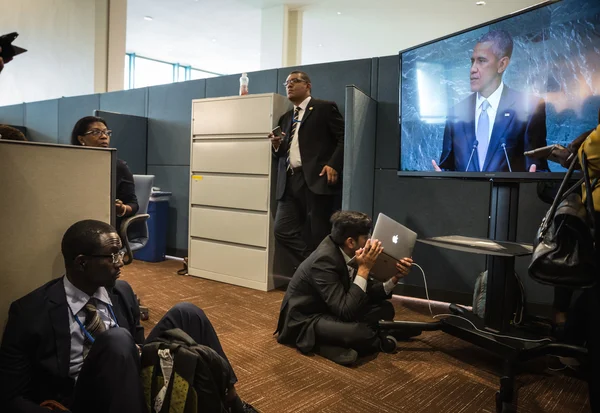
[465,140,479,171]
[501,141,513,172]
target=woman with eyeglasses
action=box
[71,116,139,231]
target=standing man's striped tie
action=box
[286,106,302,171]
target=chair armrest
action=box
[119,214,150,265]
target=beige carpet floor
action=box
[122,260,590,413]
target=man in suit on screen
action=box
[432,30,549,173]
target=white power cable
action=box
[411,262,553,344]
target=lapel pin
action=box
[309,107,313,111]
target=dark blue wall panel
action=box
[0,104,25,127]
[147,79,206,166]
[58,95,101,145]
[375,55,400,170]
[374,170,490,302]
[147,165,190,252]
[100,88,148,117]
[205,70,278,98]
[24,99,59,143]
[277,58,372,116]
[97,111,147,175]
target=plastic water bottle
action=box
[239,73,249,96]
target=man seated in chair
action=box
[275,210,413,365]
[0,219,254,413]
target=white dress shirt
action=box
[63,276,117,380]
[288,96,312,168]
[339,248,397,294]
[475,82,504,145]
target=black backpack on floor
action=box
[141,328,232,413]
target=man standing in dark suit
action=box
[275,211,413,365]
[0,219,253,413]
[269,71,344,269]
[432,30,548,173]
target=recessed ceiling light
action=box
[144,16,153,21]
[211,38,217,42]
[475,1,486,5]
[337,11,342,15]
[318,44,323,47]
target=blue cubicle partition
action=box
[343,85,377,217]
[95,110,148,175]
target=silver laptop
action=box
[350,213,417,282]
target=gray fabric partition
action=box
[25,99,59,143]
[342,85,376,217]
[277,59,373,116]
[96,110,148,175]
[147,80,205,166]
[147,79,206,253]
[0,104,25,127]
[58,94,101,144]
[100,88,148,118]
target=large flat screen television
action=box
[398,0,600,179]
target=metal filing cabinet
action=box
[188,93,291,291]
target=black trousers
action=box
[313,300,395,355]
[70,303,236,413]
[274,169,338,268]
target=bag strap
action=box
[140,341,164,413]
[539,155,579,236]
[581,151,596,231]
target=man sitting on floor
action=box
[0,219,254,413]
[275,210,413,365]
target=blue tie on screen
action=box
[476,100,490,171]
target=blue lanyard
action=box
[72,303,119,344]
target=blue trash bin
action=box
[134,192,171,262]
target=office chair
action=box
[119,174,154,265]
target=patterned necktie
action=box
[476,100,490,171]
[82,299,107,358]
[286,107,302,171]
[348,266,356,282]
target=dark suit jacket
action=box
[0,278,143,413]
[439,86,549,172]
[273,98,345,200]
[275,236,390,353]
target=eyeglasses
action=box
[88,251,125,264]
[283,78,307,87]
[84,129,112,138]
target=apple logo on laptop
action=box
[392,235,399,244]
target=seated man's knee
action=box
[93,328,136,358]
[169,302,207,321]
[338,324,377,349]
